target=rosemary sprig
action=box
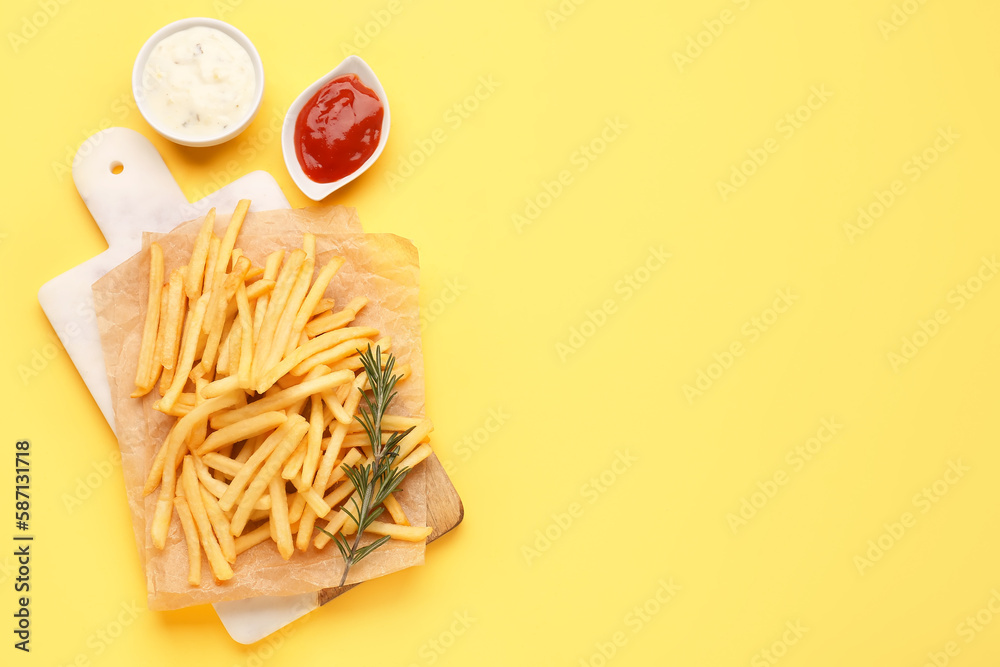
[318,345,415,587]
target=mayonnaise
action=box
[140,26,256,138]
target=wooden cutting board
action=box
[38,127,463,644]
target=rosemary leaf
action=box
[319,345,416,587]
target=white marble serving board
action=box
[38,127,319,643]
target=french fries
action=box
[132,201,434,587]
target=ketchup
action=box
[294,74,384,183]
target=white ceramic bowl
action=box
[281,56,390,200]
[132,18,265,148]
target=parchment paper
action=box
[92,205,428,611]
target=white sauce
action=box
[140,26,256,137]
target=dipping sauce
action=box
[140,25,256,138]
[293,74,384,183]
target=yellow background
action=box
[2,0,1000,664]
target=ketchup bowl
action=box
[281,56,391,200]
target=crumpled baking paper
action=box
[92,205,428,611]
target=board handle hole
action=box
[110,161,124,175]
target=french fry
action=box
[345,414,427,435]
[315,424,350,495]
[214,199,250,280]
[181,457,233,581]
[328,337,391,373]
[188,377,211,457]
[304,296,368,338]
[149,479,175,550]
[383,492,409,526]
[174,496,201,586]
[323,465,364,507]
[290,333,380,378]
[305,448,362,502]
[339,430,430,450]
[244,265,265,283]
[203,235,221,293]
[189,362,210,384]
[230,248,243,271]
[294,486,332,519]
[201,485,237,564]
[159,293,211,410]
[197,410,288,456]
[132,242,164,397]
[152,292,168,382]
[321,380,356,427]
[235,281,254,387]
[252,250,285,343]
[269,475,294,559]
[156,399,195,418]
[248,508,270,523]
[246,278,275,301]
[160,268,187,371]
[312,509,349,550]
[158,360,175,396]
[394,420,435,461]
[185,209,215,299]
[396,443,434,471]
[235,522,272,555]
[362,521,432,542]
[288,492,307,524]
[310,297,336,317]
[230,419,310,536]
[201,375,241,400]
[281,437,309,480]
[202,452,242,477]
[228,317,242,378]
[212,449,231,483]
[192,454,232,499]
[276,372,305,390]
[289,255,344,352]
[301,394,324,487]
[279,363,330,418]
[234,435,260,464]
[216,316,235,376]
[327,367,407,430]
[296,505,320,551]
